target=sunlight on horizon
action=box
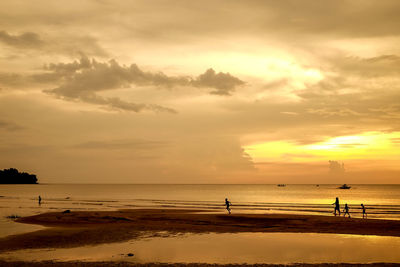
[244,131,400,163]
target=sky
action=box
[0,0,400,184]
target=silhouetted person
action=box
[333,197,340,216]
[38,195,41,206]
[225,198,231,214]
[343,203,350,218]
[361,204,367,219]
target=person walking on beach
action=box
[361,203,367,219]
[225,198,232,214]
[38,195,41,206]
[343,203,351,218]
[333,197,340,216]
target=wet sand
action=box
[1,209,400,253]
[0,261,398,267]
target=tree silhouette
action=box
[0,168,38,184]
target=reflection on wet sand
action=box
[1,232,400,264]
[2,185,400,265]
[2,208,400,255]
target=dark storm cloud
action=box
[45,55,92,74]
[0,30,107,57]
[45,57,188,97]
[42,56,244,112]
[192,68,245,96]
[0,31,43,48]
[44,56,244,95]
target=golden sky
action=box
[1,0,400,183]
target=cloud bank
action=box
[43,56,244,112]
[0,31,43,48]
[0,30,108,57]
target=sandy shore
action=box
[0,209,399,253]
[0,261,398,267]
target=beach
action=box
[3,0,400,264]
[1,209,400,266]
[0,261,399,267]
[1,185,400,265]
[1,209,400,252]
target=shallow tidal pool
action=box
[1,232,400,264]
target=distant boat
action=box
[277,184,286,187]
[338,184,351,189]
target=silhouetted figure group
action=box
[223,196,367,218]
[225,198,232,214]
[332,197,367,218]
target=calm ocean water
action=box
[1,184,400,237]
[1,184,400,263]
[1,184,400,219]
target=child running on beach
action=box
[361,203,367,219]
[225,198,232,214]
[333,197,340,216]
[343,203,351,218]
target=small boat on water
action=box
[338,184,351,189]
[277,184,286,187]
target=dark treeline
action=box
[0,168,38,184]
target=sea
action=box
[1,184,400,235]
[1,184,400,264]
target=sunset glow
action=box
[245,131,400,162]
[3,2,400,266]
[0,0,399,184]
